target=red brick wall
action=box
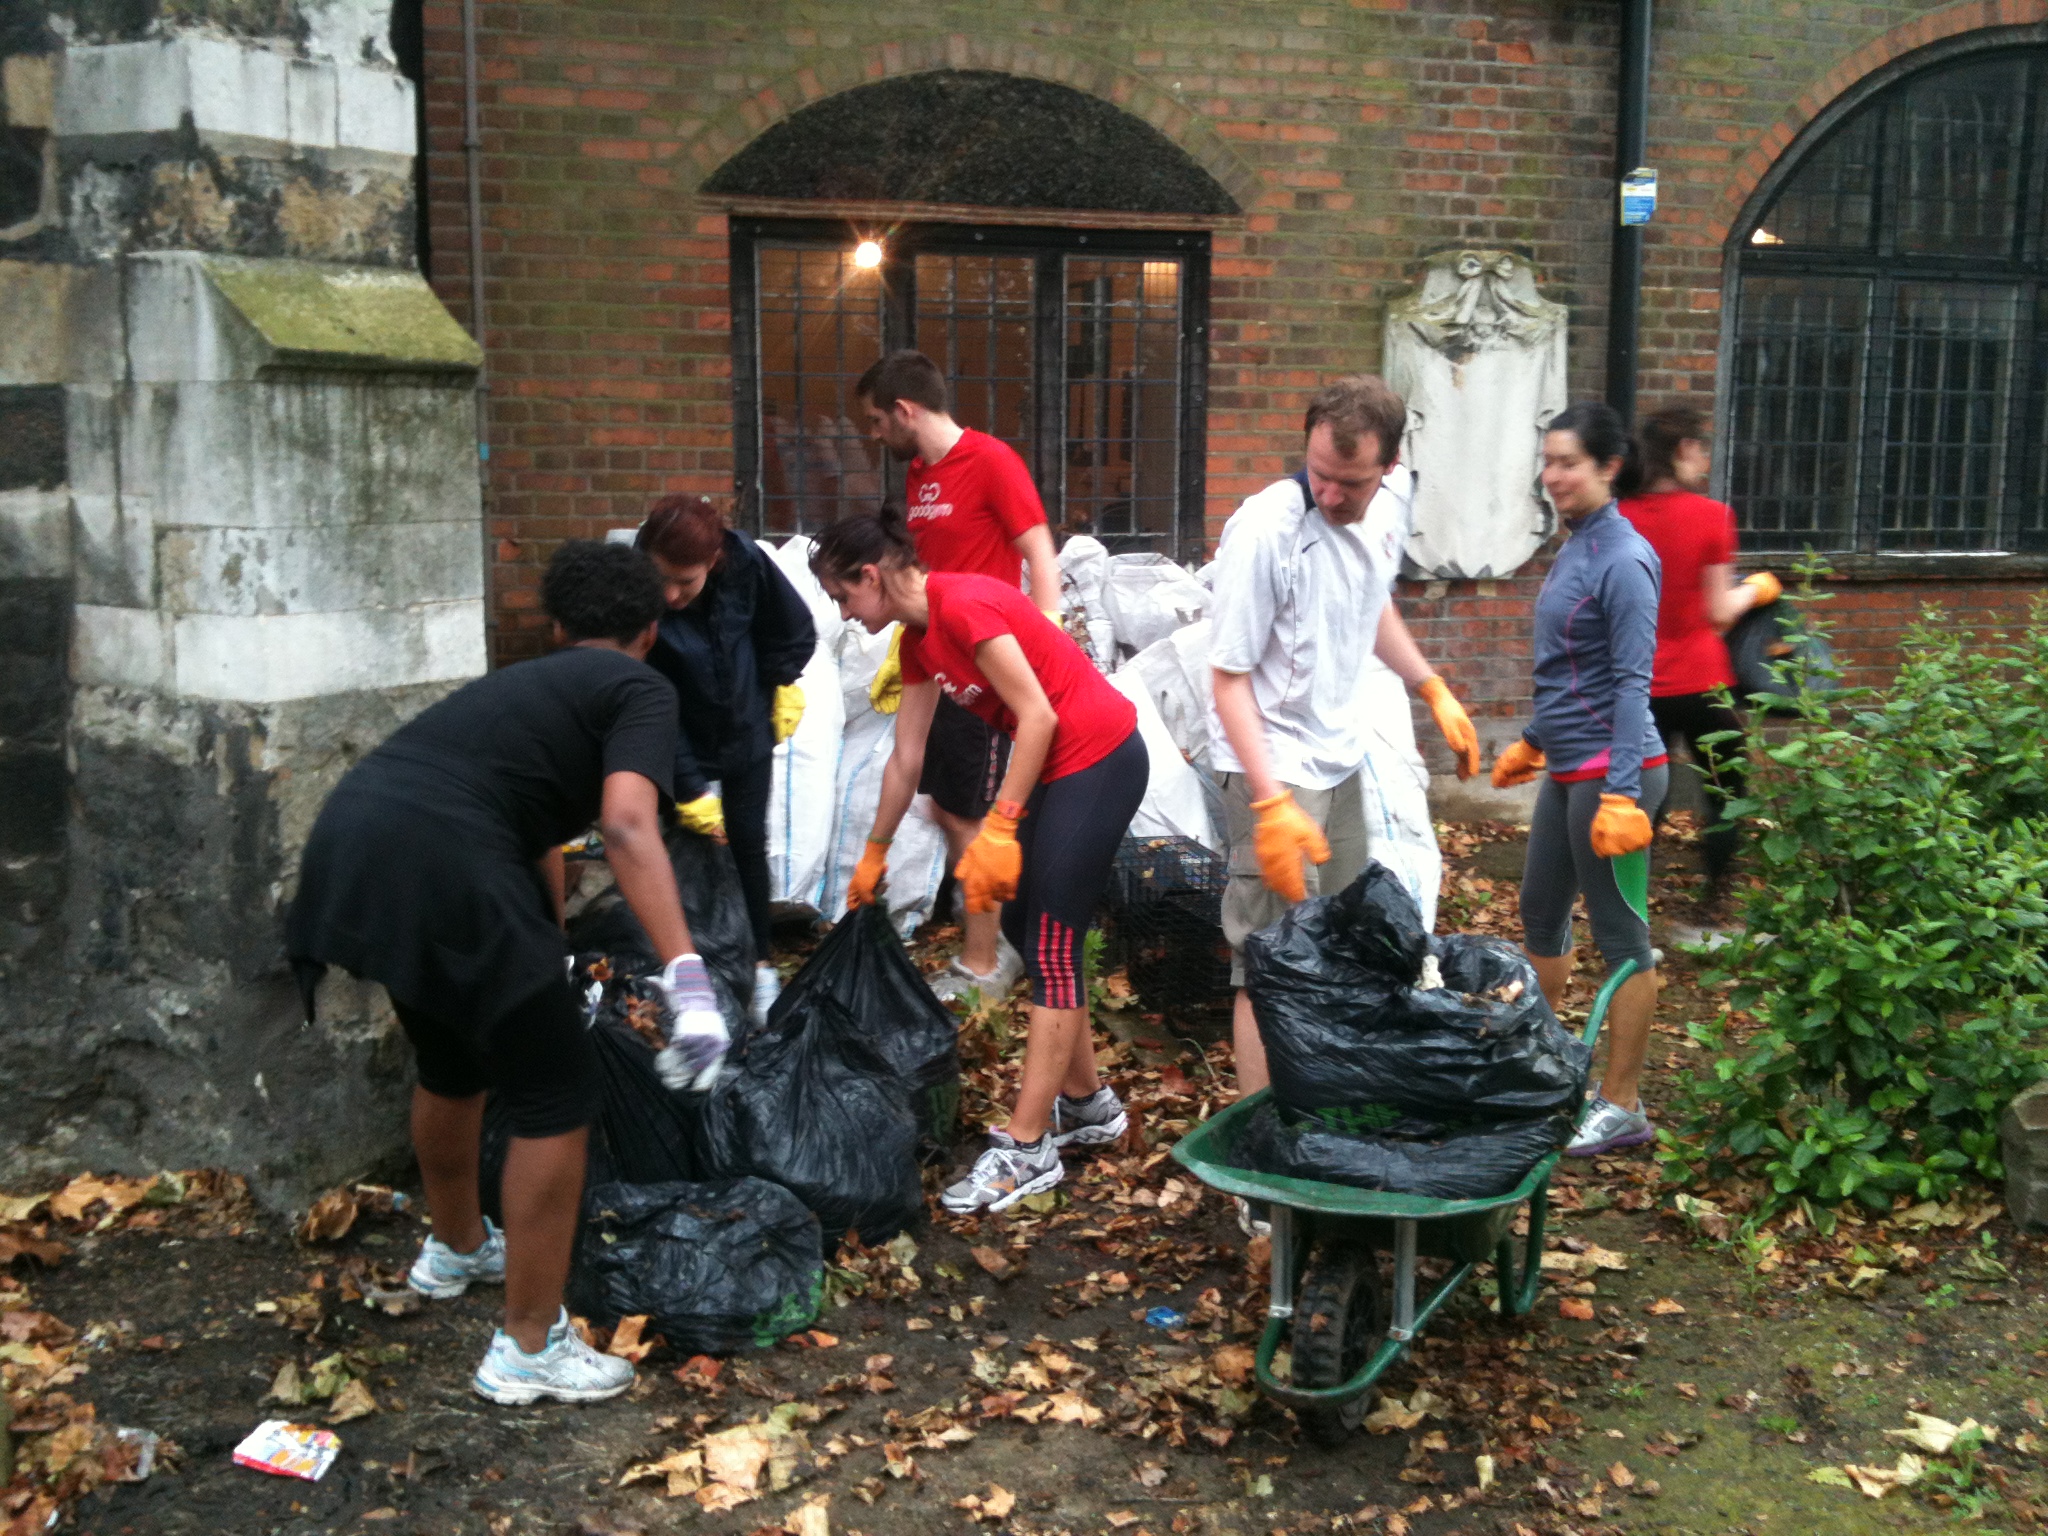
[417,0,2045,697]
[1394,567,2047,775]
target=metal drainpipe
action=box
[462,0,494,663]
[1605,0,1653,425]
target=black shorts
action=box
[919,694,1013,821]
[392,976,599,1139]
[999,730,1150,1008]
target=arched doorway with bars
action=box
[1722,34,2048,557]
[706,70,1240,560]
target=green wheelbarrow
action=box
[1169,958,1638,1445]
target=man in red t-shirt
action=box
[857,350,1062,999]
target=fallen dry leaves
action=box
[605,1315,661,1363]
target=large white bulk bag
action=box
[1106,668,1221,851]
[765,536,845,914]
[1103,553,1209,659]
[1355,655,1442,931]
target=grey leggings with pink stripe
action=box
[1519,764,1669,974]
[1001,730,1150,1008]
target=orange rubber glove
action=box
[1250,789,1330,904]
[846,837,890,910]
[1589,793,1653,858]
[1491,738,1546,789]
[1743,570,1783,607]
[955,803,1023,914]
[1417,676,1480,780]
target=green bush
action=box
[1663,584,2048,1222]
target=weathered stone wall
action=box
[0,0,487,1208]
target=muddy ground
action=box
[16,822,2048,1536]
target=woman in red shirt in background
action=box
[809,508,1150,1215]
[1618,402,1781,907]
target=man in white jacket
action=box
[1208,375,1481,1114]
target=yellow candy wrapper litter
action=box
[232,1420,342,1482]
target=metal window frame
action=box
[729,216,1211,559]
[1719,32,2048,560]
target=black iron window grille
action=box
[1729,46,2048,554]
[729,218,1210,558]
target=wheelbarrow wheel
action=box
[1288,1243,1388,1446]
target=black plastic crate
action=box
[1100,835,1233,1032]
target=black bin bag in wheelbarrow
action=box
[479,1010,698,1223]
[567,1178,825,1354]
[1231,1100,1576,1200]
[566,825,755,1036]
[691,986,924,1249]
[768,903,961,1148]
[1246,862,1590,1126]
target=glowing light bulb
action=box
[852,240,884,269]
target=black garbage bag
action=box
[567,1178,825,1354]
[1726,600,1837,715]
[1324,860,1433,983]
[770,904,961,1146]
[479,1011,698,1222]
[692,988,924,1248]
[1231,1099,1574,1200]
[1247,868,1589,1124]
[566,825,755,1036]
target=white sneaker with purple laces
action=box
[1566,1093,1653,1156]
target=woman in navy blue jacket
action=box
[635,496,817,1020]
[1490,403,1666,1158]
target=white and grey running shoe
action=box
[929,937,1025,1003]
[1566,1093,1654,1156]
[1049,1086,1128,1149]
[939,1130,1062,1214]
[472,1307,635,1405]
[406,1216,506,1299]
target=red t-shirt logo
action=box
[902,428,1048,584]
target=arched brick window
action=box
[1727,44,2048,554]
[709,72,1234,556]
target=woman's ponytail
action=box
[809,507,922,586]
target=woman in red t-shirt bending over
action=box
[810,509,1151,1214]
[1617,402,1780,903]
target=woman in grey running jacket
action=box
[1491,401,1668,1158]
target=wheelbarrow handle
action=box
[1580,957,1638,1048]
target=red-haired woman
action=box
[635,496,818,1019]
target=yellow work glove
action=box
[771,683,805,744]
[1743,570,1783,606]
[1250,789,1330,904]
[846,837,890,909]
[869,629,903,715]
[955,803,1023,914]
[1589,793,1653,858]
[676,793,725,840]
[1417,676,1481,781]
[1491,738,1546,789]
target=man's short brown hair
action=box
[1303,375,1406,467]
[857,350,949,414]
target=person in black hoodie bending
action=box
[635,495,818,1021]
